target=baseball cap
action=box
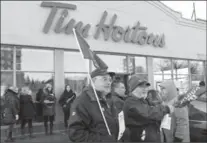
[128,75,150,92]
[90,69,111,78]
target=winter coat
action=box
[20,94,36,120]
[59,89,76,112]
[41,88,56,116]
[2,90,20,125]
[123,95,170,141]
[68,86,119,142]
[160,80,190,143]
[111,92,125,113]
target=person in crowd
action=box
[159,80,190,142]
[68,69,119,142]
[40,84,56,135]
[111,80,127,113]
[59,85,76,132]
[19,86,36,139]
[123,75,174,142]
[2,86,20,142]
[144,89,163,142]
[111,79,130,142]
[199,80,205,87]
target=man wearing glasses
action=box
[68,69,119,142]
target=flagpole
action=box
[72,28,112,136]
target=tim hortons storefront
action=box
[1,1,206,120]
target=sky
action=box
[160,1,206,20]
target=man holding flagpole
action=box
[68,29,119,142]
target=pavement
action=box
[1,131,70,143]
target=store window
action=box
[91,54,127,73]
[64,51,89,72]
[172,60,189,94]
[64,73,88,96]
[190,61,204,86]
[16,48,54,71]
[153,58,172,89]
[1,45,14,89]
[16,47,54,98]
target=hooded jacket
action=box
[160,80,190,142]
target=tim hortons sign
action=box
[41,1,165,48]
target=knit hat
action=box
[128,75,150,92]
[8,86,19,94]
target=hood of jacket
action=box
[160,80,178,103]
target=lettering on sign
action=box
[41,1,165,48]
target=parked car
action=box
[189,94,207,142]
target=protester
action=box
[2,86,20,142]
[159,80,190,142]
[123,75,174,142]
[40,84,56,135]
[144,89,163,142]
[111,80,127,113]
[111,80,130,142]
[59,85,76,132]
[19,86,36,139]
[68,69,119,142]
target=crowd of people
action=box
[1,67,205,142]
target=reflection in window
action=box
[16,72,54,99]
[191,75,205,86]
[134,57,147,73]
[153,58,171,74]
[65,73,88,96]
[1,72,13,88]
[64,52,89,72]
[1,45,14,70]
[92,54,127,73]
[190,61,204,75]
[172,60,188,75]
[16,48,54,71]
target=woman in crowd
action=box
[144,89,163,142]
[41,84,56,135]
[59,85,76,132]
[19,86,36,139]
[3,86,20,142]
[159,80,190,142]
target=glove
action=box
[15,114,19,120]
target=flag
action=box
[174,85,206,108]
[73,29,108,70]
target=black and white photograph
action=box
[1,1,206,143]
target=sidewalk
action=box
[1,131,70,143]
[1,122,65,140]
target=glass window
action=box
[134,57,147,73]
[172,60,188,75]
[64,52,89,72]
[153,58,171,74]
[1,45,14,70]
[16,72,54,99]
[1,71,13,88]
[191,75,205,86]
[16,48,54,71]
[92,54,127,73]
[64,73,88,96]
[190,61,204,75]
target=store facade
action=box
[1,1,206,99]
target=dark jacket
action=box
[20,94,36,120]
[68,86,119,142]
[111,92,125,114]
[41,88,56,116]
[124,95,170,127]
[59,89,76,110]
[2,89,20,125]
